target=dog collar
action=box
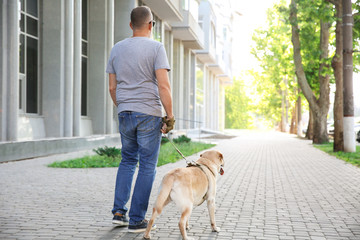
[187,162,216,177]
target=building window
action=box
[198,15,203,29]
[182,0,189,11]
[81,0,88,116]
[19,0,39,114]
[195,64,204,128]
[210,23,216,48]
[153,15,162,42]
[138,1,163,42]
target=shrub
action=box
[93,146,121,160]
[161,136,169,145]
[173,135,191,144]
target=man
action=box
[106,6,174,233]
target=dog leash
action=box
[163,134,198,166]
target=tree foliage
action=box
[228,0,359,134]
[353,0,360,68]
[225,77,254,129]
[250,0,298,128]
[290,0,334,144]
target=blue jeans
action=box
[112,111,162,225]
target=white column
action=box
[106,0,114,134]
[215,78,219,130]
[204,69,210,129]
[183,48,191,128]
[42,0,65,138]
[173,39,183,126]
[114,0,137,42]
[64,0,74,137]
[190,53,196,128]
[73,0,81,137]
[0,0,19,141]
[88,0,108,134]
[178,43,184,127]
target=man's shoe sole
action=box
[128,225,156,233]
[112,220,129,226]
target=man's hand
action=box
[109,73,117,106]
[161,116,175,133]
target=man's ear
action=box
[130,22,133,30]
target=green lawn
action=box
[314,143,360,167]
[157,141,215,166]
[48,141,215,168]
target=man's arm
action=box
[109,73,117,106]
[156,69,173,119]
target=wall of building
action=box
[0,0,234,161]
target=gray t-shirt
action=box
[106,37,170,117]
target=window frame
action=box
[152,14,163,42]
[19,0,41,115]
[81,0,89,116]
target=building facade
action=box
[0,0,233,161]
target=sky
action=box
[230,0,280,75]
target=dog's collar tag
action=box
[219,167,224,175]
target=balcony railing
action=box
[171,8,204,50]
[142,0,183,22]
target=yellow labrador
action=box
[144,150,224,240]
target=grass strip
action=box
[48,155,121,168]
[48,141,215,168]
[314,142,360,167]
[157,141,215,167]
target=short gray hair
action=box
[130,6,152,29]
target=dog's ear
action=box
[218,152,224,166]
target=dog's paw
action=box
[212,226,221,232]
[186,225,190,231]
[143,234,151,239]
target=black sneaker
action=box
[112,213,129,226]
[128,219,156,233]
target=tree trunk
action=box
[316,19,331,143]
[343,0,356,152]
[281,88,286,132]
[313,108,329,143]
[306,110,314,140]
[290,0,331,144]
[332,0,344,152]
[297,92,302,137]
[290,107,296,134]
[285,78,289,129]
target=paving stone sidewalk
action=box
[0,131,360,240]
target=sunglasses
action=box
[149,20,156,27]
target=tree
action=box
[290,0,332,144]
[251,1,298,130]
[225,77,253,129]
[354,1,360,66]
[327,0,344,151]
[343,0,356,152]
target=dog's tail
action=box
[153,174,174,215]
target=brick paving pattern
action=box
[0,131,359,239]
